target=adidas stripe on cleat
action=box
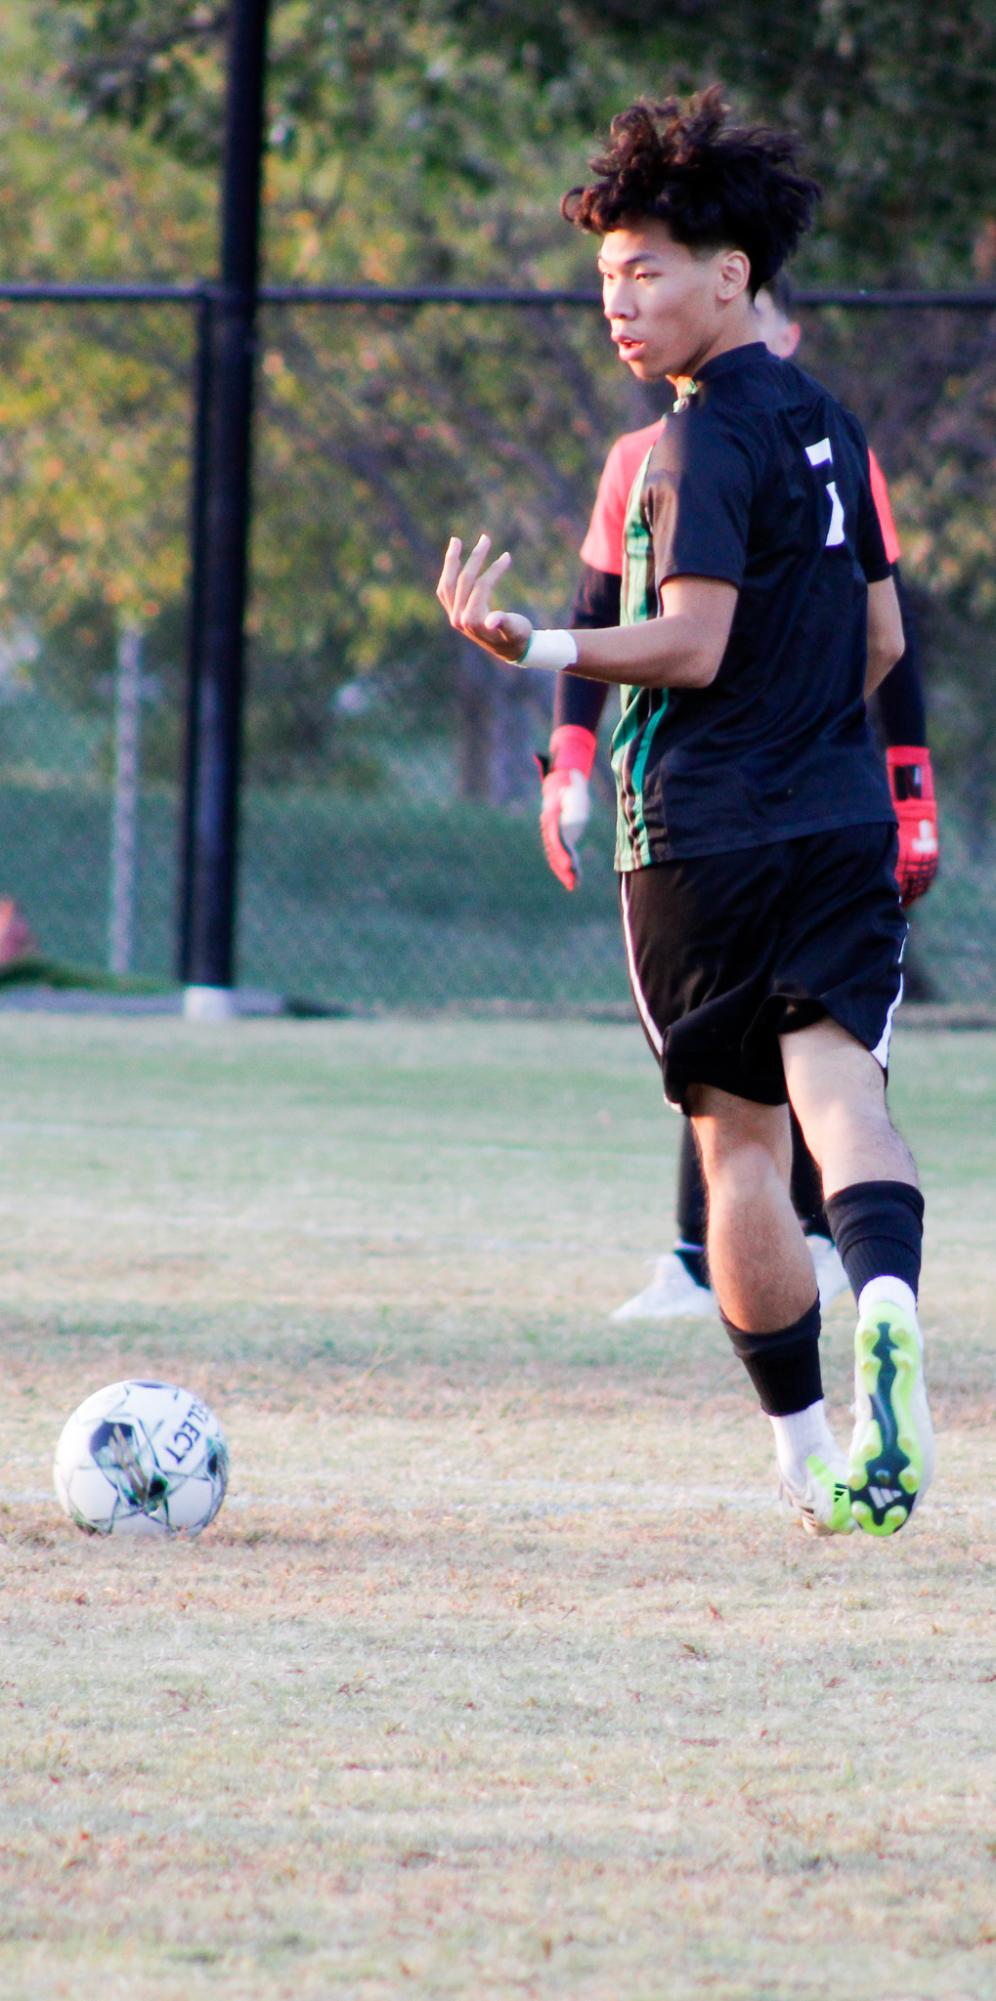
[779,1451,855,1537]
[848,1303,934,1536]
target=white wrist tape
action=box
[521,628,578,671]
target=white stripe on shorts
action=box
[870,928,906,1069]
[620,873,663,1059]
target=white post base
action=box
[183,984,237,1022]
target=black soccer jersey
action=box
[613,342,895,869]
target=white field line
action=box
[230,1483,990,1518]
[9,1481,988,1518]
[1,1482,771,1512]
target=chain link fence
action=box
[0,291,992,1008]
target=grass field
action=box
[0,1014,993,2001]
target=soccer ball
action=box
[53,1380,229,1537]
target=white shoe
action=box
[807,1234,850,1312]
[779,1445,855,1536]
[611,1237,846,1325]
[611,1252,718,1324]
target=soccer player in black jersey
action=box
[437,88,934,1538]
[540,277,939,1328]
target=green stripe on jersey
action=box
[612,443,669,870]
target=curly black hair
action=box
[562,86,820,295]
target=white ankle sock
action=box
[769,1399,838,1483]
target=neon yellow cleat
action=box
[779,1450,856,1536]
[848,1304,934,1536]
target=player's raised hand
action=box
[437,534,533,663]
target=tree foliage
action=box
[3,3,995,811]
[51,0,996,285]
[0,8,212,734]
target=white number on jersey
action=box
[805,436,846,547]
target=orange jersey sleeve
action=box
[868,449,901,566]
[580,423,899,575]
[579,419,666,575]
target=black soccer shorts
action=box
[618,823,906,1110]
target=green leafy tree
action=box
[0,5,213,769]
[9,2,996,818]
[53,0,996,286]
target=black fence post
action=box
[177,284,214,983]
[180,0,271,1016]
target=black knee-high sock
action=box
[823,1181,924,1301]
[676,1120,707,1243]
[789,1113,828,1237]
[722,1300,823,1416]
[675,1120,709,1285]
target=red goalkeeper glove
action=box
[535,724,597,892]
[887,746,939,905]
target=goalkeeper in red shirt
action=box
[538,277,940,1324]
